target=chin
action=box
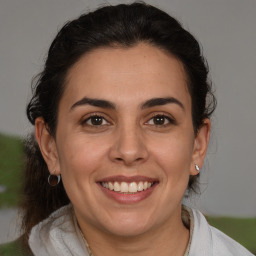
[98,211,155,237]
[105,223,150,237]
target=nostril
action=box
[115,157,144,162]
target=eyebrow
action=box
[141,97,184,110]
[70,97,116,111]
[70,96,184,111]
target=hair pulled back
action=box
[22,2,216,241]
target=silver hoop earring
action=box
[48,174,61,186]
[194,164,200,173]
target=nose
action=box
[109,125,149,166]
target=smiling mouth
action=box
[100,181,156,194]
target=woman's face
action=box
[37,43,209,237]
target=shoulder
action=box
[209,225,254,256]
[209,225,253,256]
[188,207,254,256]
[0,236,33,256]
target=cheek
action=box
[150,133,194,179]
[56,136,108,178]
[55,136,110,208]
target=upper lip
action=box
[97,175,158,183]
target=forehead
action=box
[62,43,191,109]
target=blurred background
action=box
[0,0,255,253]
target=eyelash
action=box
[146,114,176,127]
[81,114,110,127]
[81,113,176,128]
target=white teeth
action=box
[114,182,120,192]
[109,182,114,190]
[137,181,144,191]
[102,182,109,189]
[120,182,129,192]
[128,182,137,193]
[102,181,154,193]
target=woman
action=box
[0,2,253,256]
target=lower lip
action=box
[98,183,157,204]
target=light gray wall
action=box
[0,0,255,217]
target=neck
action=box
[77,207,190,256]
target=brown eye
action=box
[84,115,108,126]
[147,115,175,126]
[153,116,166,125]
[90,116,103,125]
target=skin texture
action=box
[35,43,210,256]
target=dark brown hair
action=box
[21,2,216,241]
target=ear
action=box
[190,119,211,175]
[35,117,60,175]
